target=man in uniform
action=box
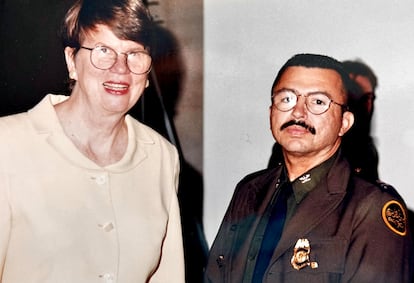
[204,54,413,283]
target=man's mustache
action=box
[280,120,316,135]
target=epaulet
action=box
[375,180,404,201]
[376,180,409,237]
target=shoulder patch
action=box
[382,200,407,236]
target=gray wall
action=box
[204,0,414,245]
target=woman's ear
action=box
[339,111,355,137]
[64,47,77,80]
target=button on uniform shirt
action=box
[0,94,185,283]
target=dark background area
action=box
[0,1,72,115]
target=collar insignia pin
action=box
[299,173,311,184]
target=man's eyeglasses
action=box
[80,45,152,75]
[272,88,348,115]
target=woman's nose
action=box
[110,53,130,74]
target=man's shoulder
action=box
[374,180,405,200]
[238,167,281,186]
[224,167,282,218]
[351,177,409,237]
[352,176,404,202]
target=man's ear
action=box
[339,111,354,137]
[64,47,77,80]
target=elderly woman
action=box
[0,0,184,282]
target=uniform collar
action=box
[286,151,339,204]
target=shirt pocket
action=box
[267,237,348,283]
[304,237,348,273]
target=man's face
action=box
[270,66,354,159]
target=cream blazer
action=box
[0,95,184,283]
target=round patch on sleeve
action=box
[381,200,407,236]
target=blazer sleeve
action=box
[149,150,185,283]
[342,189,414,282]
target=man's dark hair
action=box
[271,53,352,102]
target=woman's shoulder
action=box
[126,115,178,151]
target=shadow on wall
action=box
[0,1,208,282]
[130,23,209,283]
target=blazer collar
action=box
[27,94,153,172]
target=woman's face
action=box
[65,24,150,116]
